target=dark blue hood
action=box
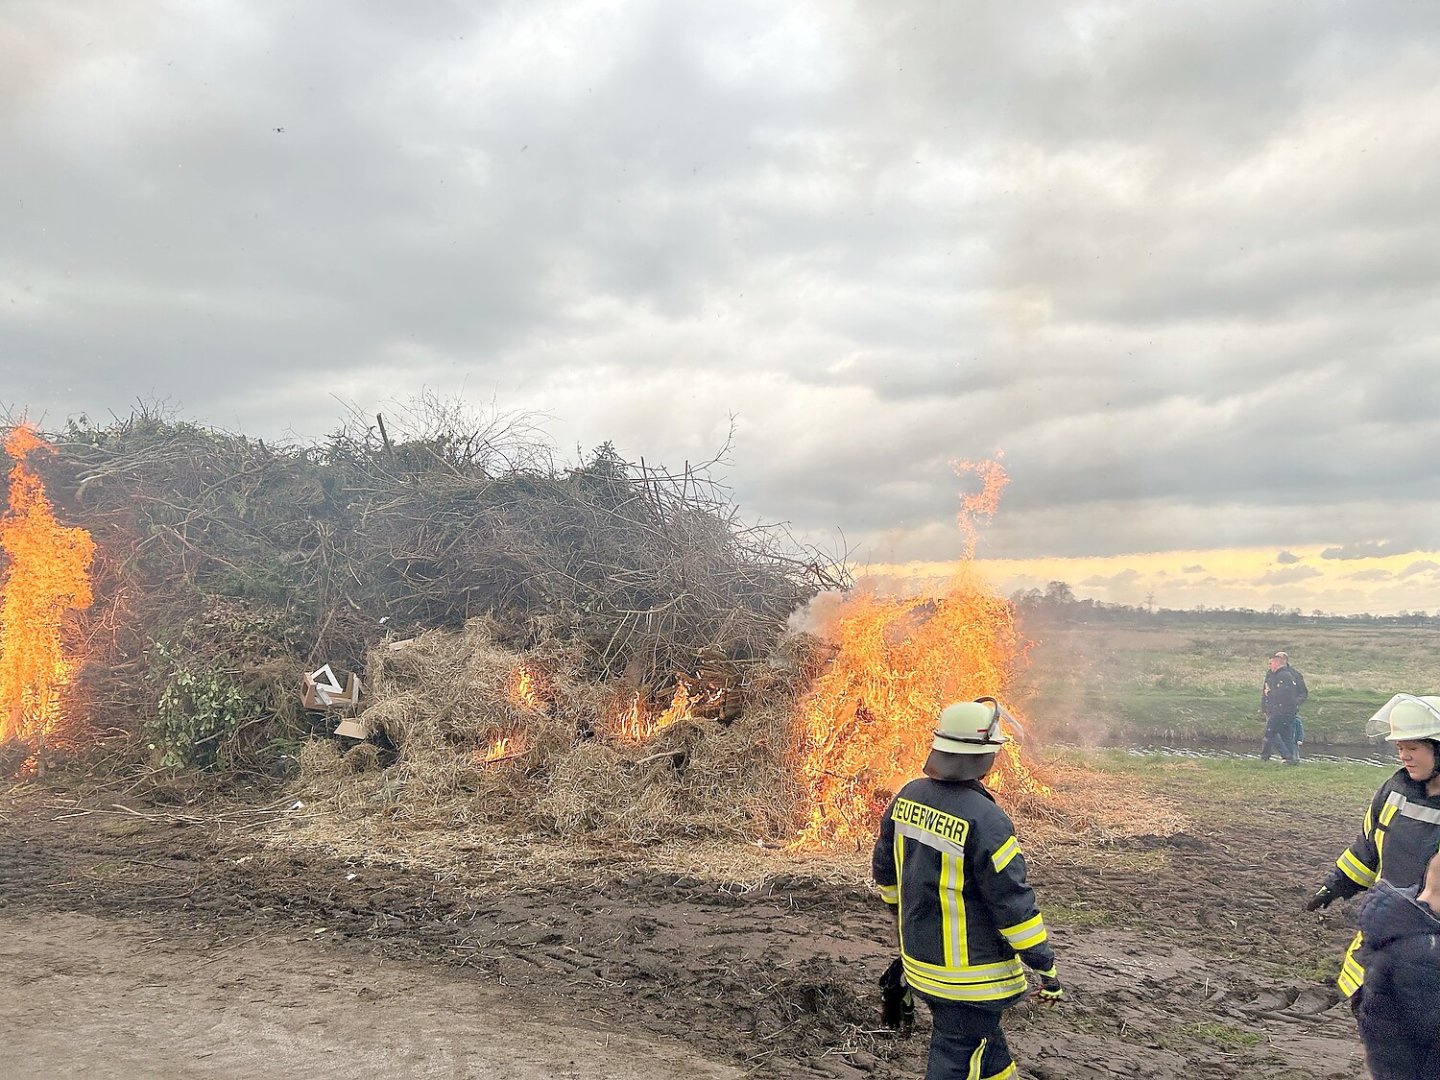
[1358,879,1440,950]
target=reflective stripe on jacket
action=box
[872,777,1055,1003]
[1324,769,1440,997]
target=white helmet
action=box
[1364,694,1440,741]
[932,697,1022,755]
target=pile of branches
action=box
[30,402,844,772]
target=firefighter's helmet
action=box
[1364,694,1440,741]
[932,697,1015,755]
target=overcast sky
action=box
[6,1,1440,613]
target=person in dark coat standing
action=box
[1353,849,1440,1079]
[1260,651,1308,763]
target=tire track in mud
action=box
[0,809,906,1078]
[0,790,1369,1079]
[1017,808,1368,1080]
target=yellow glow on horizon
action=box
[859,546,1440,616]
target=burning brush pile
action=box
[291,455,1178,853]
[293,545,1170,854]
[1,404,837,778]
[0,426,96,771]
[2,407,1182,854]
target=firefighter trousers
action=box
[919,994,1016,1080]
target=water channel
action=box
[1053,740,1397,768]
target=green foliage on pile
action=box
[146,643,261,769]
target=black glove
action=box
[1306,885,1336,912]
[1034,967,1064,1003]
[879,957,914,1033]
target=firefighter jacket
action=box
[1323,767,1440,997]
[872,776,1055,1004]
[1262,664,1308,721]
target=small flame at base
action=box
[474,732,529,765]
[507,664,552,712]
[607,684,696,744]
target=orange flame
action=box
[789,457,1049,850]
[608,684,695,745]
[955,452,1008,560]
[507,664,551,711]
[474,731,529,765]
[0,426,95,747]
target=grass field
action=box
[1066,747,1387,817]
[1012,614,1440,746]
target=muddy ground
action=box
[1,777,1370,1080]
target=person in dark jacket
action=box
[1307,694,1440,1001]
[873,698,1062,1080]
[1353,850,1440,1079]
[1260,651,1308,763]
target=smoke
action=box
[785,589,850,639]
[786,570,958,640]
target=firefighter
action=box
[1306,694,1440,1002]
[872,698,1062,1080]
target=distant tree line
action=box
[1010,581,1440,628]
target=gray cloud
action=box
[1400,560,1440,579]
[1276,551,1300,564]
[1255,566,1324,585]
[1323,541,1419,561]
[4,1,1440,575]
[1080,568,1142,588]
[1348,569,1394,582]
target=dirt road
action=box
[0,781,1370,1079]
[0,910,739,1079]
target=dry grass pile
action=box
[296,619,807,846]
[290,617,1180,877]
[281,743,1183,897]
[1006,752,1189,853]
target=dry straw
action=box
[290,619,1184,886]
[298,619,806,846]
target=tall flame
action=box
[789,457,1048,850]
[0,426,95,746]
[955,452,1008,560]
